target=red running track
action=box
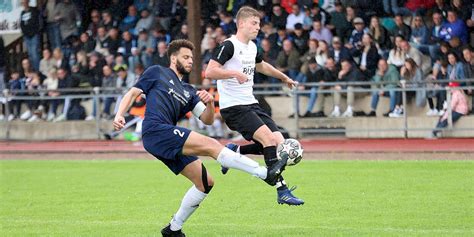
[0,138,473,154]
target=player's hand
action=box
[113,115,126,131]
[234,72,249,84]
[284,78,298,89]
[196,90,214,104]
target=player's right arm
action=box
[205,41,248,84]
[113,87,142,130]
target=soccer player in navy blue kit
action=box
[113,39,287,237]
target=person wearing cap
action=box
[309,19,333,44]
[328,36,352,65]
[292,23,309,55]
[430,81,468,138]
[345,17,368,54]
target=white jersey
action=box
[211,35,263,109]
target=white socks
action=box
[170,185,207,231]
[217,147,267,179]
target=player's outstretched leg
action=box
[254,128,305,206]
[182,131,285,185]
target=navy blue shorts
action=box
[142,124,198,175]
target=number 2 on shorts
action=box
[173,129,185,138]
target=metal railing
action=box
[1,79,473,140]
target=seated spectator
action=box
[346,17,368,54]
[101,65,117,119]
[153,41,170,67]
[174,23,189,40]
[328,36,352,65]
[39,49,54,77]
[120,31,137,61]
[447,52,465,81]
[369,16,392,57]
[300,39,318,75]
[368,59,401,117]
[72,51,90,88]
[309,20,332,44]
[286,4,305,32]
[22,72,44,122]
[400,40,432,75]
[461,47,474,114]
[273,26,289,50]
[43,68,59,121]
[332,59,365,117]
[134,0,149,12]
[101,10,119,30]
[6,71,24,120]
[291,23,309,55]
[270,4,288,30]
[299,58,331,118]
[120,5,139,34]
[276,39,303,82]
[354,33,380,80]
[391,14,411,41]
[387,35,407,69]
[108,0,127,20]
[315,40,329,67]
[426,59,448,116]
[301,5,313,30]
[310,4,330,26]
[439,9,468,44]
[416,11,443,61]
[52,67,73,122]
[201,25,216,53]
[136,9,154,33]
[79,32,96,54]
[430,82,468,138]
[219,11,237,36]
[433,0,449,18]
[87,9,101,38]
[327,2,351,42]
[409,15,429,47]
[400,58,426,108]
[95,26,111,56]
[312,58,339,117]
[107,28,121,55]
[202,37,217,65]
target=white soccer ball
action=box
[277,138,303,166]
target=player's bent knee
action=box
[201,163,214,194]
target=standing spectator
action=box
[101,65,117,119]
[430,82,468,138]
[153,41,170,67]
[20,0,41,71]
[136,29,154,67]
[309,20,333,44]
[369,16,392,56]
[39,49,55,77]
[44,0,62,49]
[355,33,380,80]
[461,47,474,114]
[312,58,339,117]
[346,17,368,54]
[400,58,426,108]
[276,39,302,82]
[120,5,139,34]
[333,59,365,117]
[329,36,352,65]
[270,4,288,29]
[439,9,468,44]
[286,4,305,32]
[368,59,401,117]
[54,0,80,43]
[391,14,411,41]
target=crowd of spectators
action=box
[1,0,473,123]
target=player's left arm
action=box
[193,90,215,125]
[255,61,298,89]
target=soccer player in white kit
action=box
[206,6,304,205]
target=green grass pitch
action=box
[1,159,473,236]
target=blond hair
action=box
[236,6,260,24]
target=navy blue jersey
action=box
[134,65,201,135]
